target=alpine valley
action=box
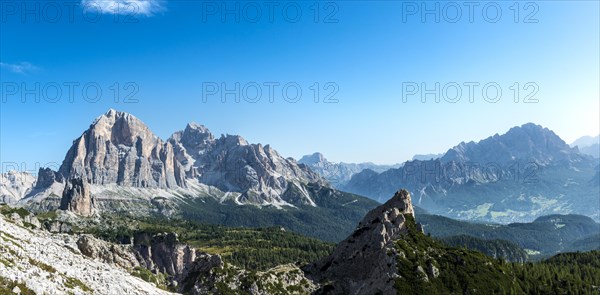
[1,110,599,295]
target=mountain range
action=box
[2,112,598,230]
[341,123,600,223]
[570,135,599,158]
[1,109,378,241]
[297,152,401,187]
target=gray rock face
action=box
[59,109,186,189]
[133,232,204,280]
[60,177,94,217]
[44,220,72,233]
[306,189,415,295]
[169,124,325,206]
[35,168,63,190]
[76,231,225,290]
[298,152,401,187]
[169,123,216,177]
[77,234,140,269]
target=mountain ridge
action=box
[298,152,401,187]
[342,123,600,223]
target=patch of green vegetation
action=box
[0,206,30,218]
[63,276,93,292]
[35,210,58,221]
[0,230,20,242]
[177,183,379,242]
[0,276,35,295]
[130,266,174,291]
[22,222,37,231]
[0,257,15,267]
[28,258,57,273]
[0,231,24,250]
[395,214,600,294]
[80,214,335,271]
[418,213,600,258]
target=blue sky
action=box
[1,0,599,172]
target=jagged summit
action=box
[186,121,211,132]
[57,109,186,189]
[88,109,159,147]
[93,109,141,127]
[441,122,578,165]
[359,189,414,226]
[169,123,324,205]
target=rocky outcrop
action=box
[77,234,141,269]
[305,189,416,295]
[60,177,94,217]
[34,167,63,190]
[43,220,72,233]
[133,232,200,280]
[58,109,186,189]
[169,123,216,178]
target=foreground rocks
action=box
[2,188,424,294]
[0,213,174,295]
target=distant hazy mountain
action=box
[571,135,600,148]
[419,213,600,258]
[342,123,600,223]
[411,153,443,161]
[571,135,599,158]
[298,152,400,187]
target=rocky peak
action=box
[359,189,414,227]
[35,167,63,190]
[219,134,249,146]
[441,123,579,166]
[59,109,186,189]
[176,123,215,151]
[90,109,158,148]
[169,124,326,206]
[306,189,416,294]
